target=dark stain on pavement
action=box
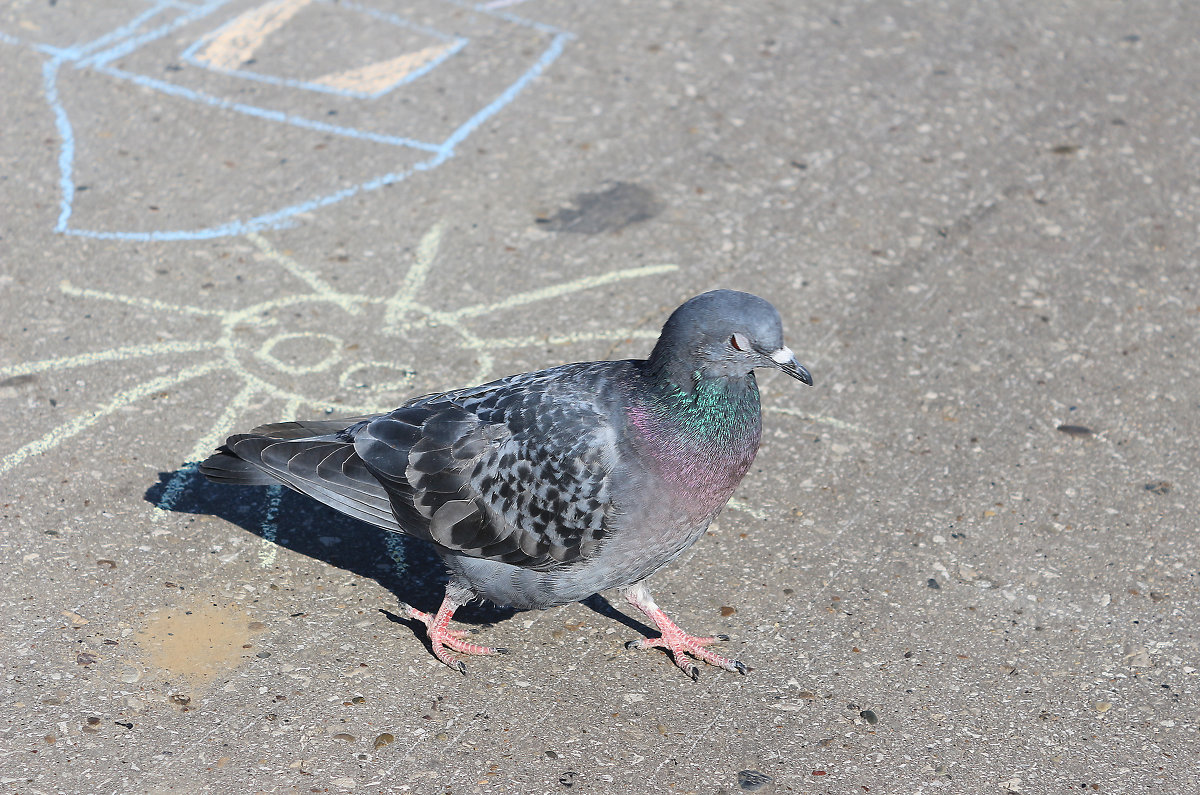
[536,182,662,233]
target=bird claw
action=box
[400,597,505,674]
[625,632,748,679]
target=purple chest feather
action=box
[626,374,763,515]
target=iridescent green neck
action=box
[649,371,761,442]
[627,371,763,507]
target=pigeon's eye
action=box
[730,333,748,351]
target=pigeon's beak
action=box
[767,346,813,386]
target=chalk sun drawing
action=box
[0,0,572,240]
[0,223,682,566]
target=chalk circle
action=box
[256,332,343,374]
[337,361,417,394]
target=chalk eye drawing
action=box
[0,0,572,240]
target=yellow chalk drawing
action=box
[311,44,457,95]
[383,222,443,331]
[0,361,225,476]
[6,223,854,553]
[256,332,343,375]
[764,405,867,434]
[726,498,768,521]
[192,0,311,72]
[189,0,464,99]
[2,224,677,515]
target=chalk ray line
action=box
[470,329,661,350]
[383,222,443,331]
[245,233,362,313]
[764,406,868,434]
[444,264,680,322]
[152,381,264,521]
[60,280,226,317]
[0,360,224,476]
[0,341,215,379]
[726,498,768,521]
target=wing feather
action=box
[355,361,628,568]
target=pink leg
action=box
[400,591,506,674]
[621,583,750,680]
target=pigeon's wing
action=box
[354,363,625,569]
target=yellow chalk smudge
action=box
[193,0,311,72]
[312,44,456,95]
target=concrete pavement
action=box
[2,1,1197,792]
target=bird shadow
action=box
[145,468,513,628]
[144,468,656,638]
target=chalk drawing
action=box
[764,405,868,435]
[188,0,310,72]
[0,222,680,571]
[183,0,468,99]
[0,0,572,240]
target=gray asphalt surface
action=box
[2,1,1198,793]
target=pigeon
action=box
[200,289,812,679]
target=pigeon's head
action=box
[650,290,813,387]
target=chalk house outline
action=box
[2,0,572,242]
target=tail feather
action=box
[200,417,401,533]
[246,417,374,440]
[199,447,280,485]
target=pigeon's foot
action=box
[400,594,507,674]
[621,583,751,680]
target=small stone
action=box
[332,733,356,742]
[1094,702,1112,712]
[373,733,394,749]
[737,770,772,791]
[927,578,941,590]
[1144,481,1172,495]
[1123,645,1152,668]
[169,694,191,706]
[720,606,737,617]
[860,709,878,724]
[1057,424,1093,438]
